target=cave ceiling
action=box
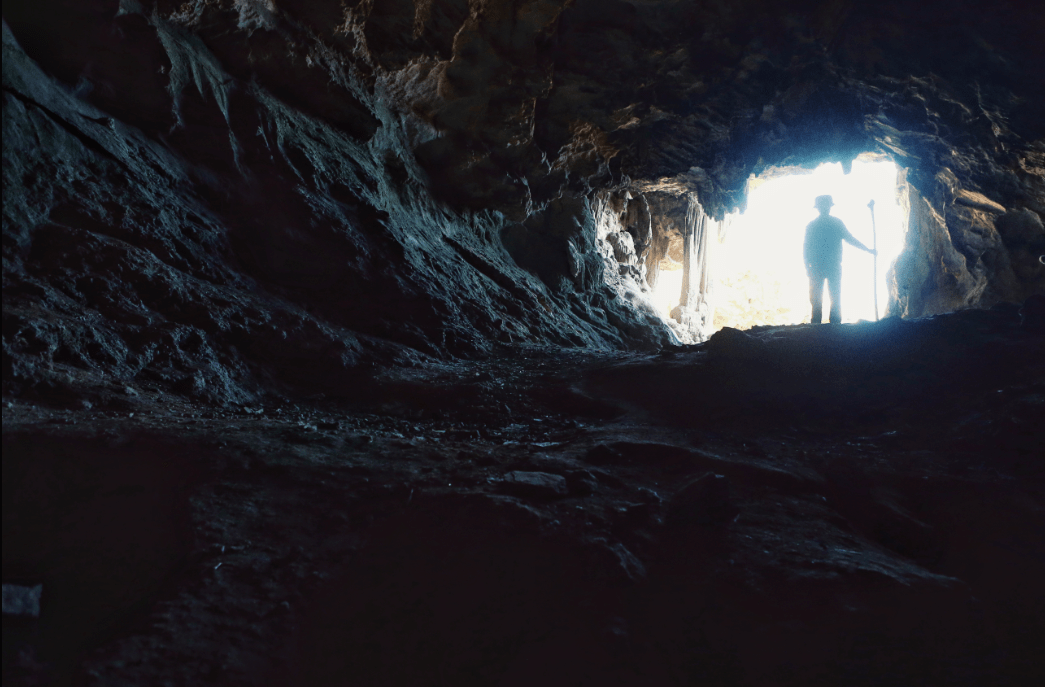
[2,0,1043,403]
[3,5,1045,682]
[7,0,1043,218]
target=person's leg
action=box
[827,265,842,324]
[808,271,824,324]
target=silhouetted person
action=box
[804,195,876,324]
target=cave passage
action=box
[710,159,905,329]
[3,1,1044,684]
[648,256,684,320]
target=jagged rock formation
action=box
[3,2,1045,686]
[2,2,673,406]
[4,311,1044,686]
[4,0,1043,403]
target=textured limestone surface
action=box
[4,311,1044,686]
[3,1,1045,685]
[2,5,674,408]
[4,1,1044,402]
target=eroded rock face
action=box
[4,4,1044,685]
[3,0,1044,403]
[2,2,677,405]
[892,165,1045,317]
[3,310,1043,685]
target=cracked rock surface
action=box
[4,310,1044,686]
[4,1,1043,397]
[3,1,1045,685]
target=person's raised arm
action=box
[841,224,877,255]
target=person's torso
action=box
[805,215,846,267]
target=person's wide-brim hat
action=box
[814,194,834,207]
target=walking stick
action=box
[868,199,878,321]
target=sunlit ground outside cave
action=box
[653,158,905,331]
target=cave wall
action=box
[2,2,675,405]
[3,0,1044,401]
[892,166,1045,318]
[583,188,717,344]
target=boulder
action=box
[499,471,569,500]
[667,473,735,525]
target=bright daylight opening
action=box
[650,158,904,330]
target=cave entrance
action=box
[710,157,905,329]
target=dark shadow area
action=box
[280,495,636,687]
[3,0,1045,684]
[1,309,1043,685]
[2,435,198,685]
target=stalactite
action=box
[672,195,715,342]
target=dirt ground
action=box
[3,308,1044,686]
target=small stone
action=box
[499,471,569,499]
[565,470,598,496]
[667,473,734,525]
[2,584,42,617]
[585,444,622,465]
[474,453,497,467]
[706,327,766,362]
[621,501,653,523]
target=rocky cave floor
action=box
[3,308,1044,687]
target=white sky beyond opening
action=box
[652,158,905,329]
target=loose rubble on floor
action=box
[4,308,1043,686]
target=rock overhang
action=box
[2,4,1045,682]
[5,1,1043,209]
[1,0,1043,405]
